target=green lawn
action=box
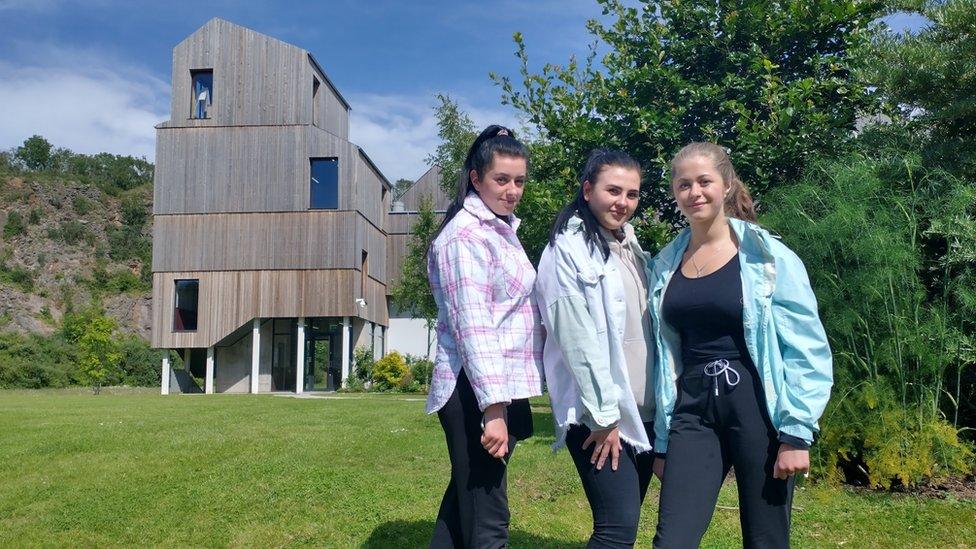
[1,389,973,548]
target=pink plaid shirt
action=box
[425,192,545,413]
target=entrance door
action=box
[271,319,296,392]
[304,319,343,391]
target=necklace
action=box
[688,243,723,278]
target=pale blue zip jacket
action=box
[648,217,833,452]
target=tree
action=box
[869,0,976,178]
[393,178,415,200]
[425,94,476,196]
[16,135,53,171]
[494,0,885,226]
[391,197,440,358]
[77,315,122,395]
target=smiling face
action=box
[583,165,642,231]
[671,154,730,225]
[470,153,527,217]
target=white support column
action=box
[341,316,351,388]
[250,318,261,394]
[205,347,215,394]
[161,353,171,395]
[295,317,306,394]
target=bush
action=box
[763,146,976,487]
[0,332,74,389]
[407,355,434,391]
[28,208,41,225]
[372,351,408,388]
[3,210,26,238]
[353,345,374,382]
[72,196,92,215]
[56,220,89,245]
[117,336,162,386]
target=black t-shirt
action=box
[661,254,749,365]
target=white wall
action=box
[386,317,435,359]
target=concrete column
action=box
[295,317,306,394]
[184,348,192,371]
[250,318,261,394]
[161,352,171,395]
[205,347,215,394]
[341,316,351,388]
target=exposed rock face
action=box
[0,173,153,340]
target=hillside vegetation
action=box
[0,136,162,388]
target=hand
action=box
[653,456,665,481]
[582,426,622,471]
[480,403,509,459]
[773,443,809,479]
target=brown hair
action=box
[670,142,757,223]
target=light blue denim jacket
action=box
[649,218,833,452]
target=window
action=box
[191,70,213,119]
[310,158,339,209]
[312,77,320,125]
[173,279,199,331]
[361,250,369,298]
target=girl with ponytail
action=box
[426,125,544,548]
[648,143,833,548]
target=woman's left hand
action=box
[773,443,809,479]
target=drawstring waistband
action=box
[703,359,740,396]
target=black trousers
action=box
[566,421,656,548]
[654,357,795,549]
[430,369,533,549]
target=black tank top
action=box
[661,254,748,365]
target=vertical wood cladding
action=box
[152,270,388,349]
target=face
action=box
[583,165,641,231]
[470,153,527,217]
[671,154,730,224]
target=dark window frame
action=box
[173,279,200,332]
[190,69,214,120]
[309,157,339,210]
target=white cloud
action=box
[348,92,519,182]
[0,45,168,160]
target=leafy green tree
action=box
[15,135,53,171]
[425,94,476,196]
[391,197,440,358]
[494,0,885,225]
[77,314,122,395]
[869,0,976,177]
[393,178,414,200]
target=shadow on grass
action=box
[529,407,556,444]
[361,520,581,548]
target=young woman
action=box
[536,149,663,548]
[426,125,544,549]
[649,142,833,548]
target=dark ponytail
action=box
[548,149,642,261]
[432,125,529,242]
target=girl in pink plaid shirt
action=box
[426,125,544,549]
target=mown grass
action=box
[1,389,973,547]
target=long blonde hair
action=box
[670,142,757,223]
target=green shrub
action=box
[407,355,434,391]
[57,220,88,245]
[0,262,35,293]
[117,336,162,386]
[3,210,26,238]
[0,332,74,389]
[763,147,976,487]
[353,345,374,382]
[72,196,92,215]
[372,351,408,388]
[27,207,41,225]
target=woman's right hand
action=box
[481,403,509,459]
[583,426,622,471]
[653,456,665,480]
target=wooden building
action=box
[153,18,397,394]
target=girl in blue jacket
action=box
[650,142,832,548]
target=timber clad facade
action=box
[153,18,409,394]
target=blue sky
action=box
[0,1,928,182]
